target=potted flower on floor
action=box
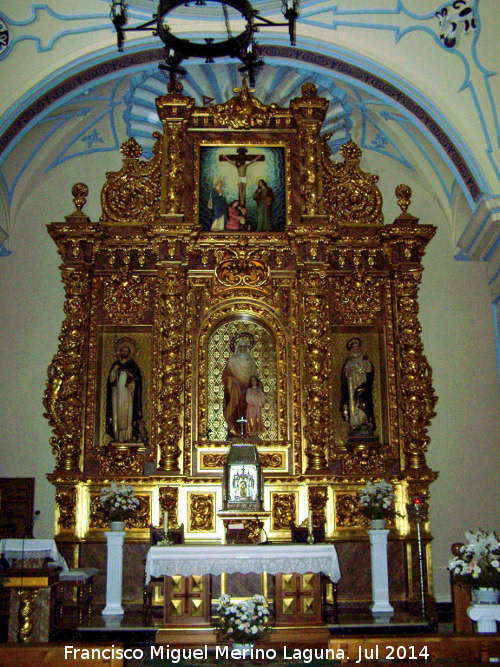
[448,529,500,604]
[215,593,272,656]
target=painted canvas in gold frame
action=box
[194,140,290,232]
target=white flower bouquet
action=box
[100,481,140,523]
[359,479,398,520]
[215,594,272,644]
[448,529,500,589]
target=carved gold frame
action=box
[192,138,292,232]
[195,303,290,454]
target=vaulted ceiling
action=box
[1,1,499,302]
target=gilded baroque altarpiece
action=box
[44,81,438,606]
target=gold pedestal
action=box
[0,568,60,643]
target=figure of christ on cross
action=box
[220,148,265,207]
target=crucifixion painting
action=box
[199,145,286,232]
[220,148,265,207]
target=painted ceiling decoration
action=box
[0,0,499,307]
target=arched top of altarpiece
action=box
[98,80,384,228]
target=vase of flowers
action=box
[359,480,398,527]
[215,594,272,649]
[448,529,500,600]
[100,481,140,529]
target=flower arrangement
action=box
[448,529,500,590]
[215,594,272,644]
[99,481,140,523]
[359,479,398,521]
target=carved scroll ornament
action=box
[271,492,297,530]
[332,274,383,325]
[215,245,270,288]
[322,140,384,225]
[189,493,215,531]
[100,137,161,225]
[102,269,152,324]
[208,81,279,129]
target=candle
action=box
[164,511,169,533]
[308,510,313,533]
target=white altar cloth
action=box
[145,543,341,584]
[0,538,68,571]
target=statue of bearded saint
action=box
[222,333,259,439]
[340,337,376,437]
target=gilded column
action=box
[290,83,329,216]
[156,82,195,217]
[155,267,185,473]
[44,191,94,472]
[302,272,330,471]
[389,187,438,477]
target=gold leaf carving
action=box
[341,449,386,476]
[99,446,145,476]
[100,136,161,224]
[155,269,185,472]
[396,272,438,471]
[201,453,227,468]
[322,140,384,225]
[290,83,329,216]
[332,275,383,325]
[271,493,296,530]
[215,245,270,288]
[302,273,330,471]
[102,270,152,324]
[308,486,328,528]
[89,493,150,529]
[260,452,285,469]
[160,487,179,527]
[335,493,367,528]
[55,485,77,530]
[189,493,215,532]
[208,81,278,129]
[43,267,90,472]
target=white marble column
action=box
[467,604,500,633]
[102,530,125,616]
[369,529,394,619]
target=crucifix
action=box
[220,148,265,206]
[237,416,248,438]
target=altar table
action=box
[145,543,340,582]
[145,543,341,628]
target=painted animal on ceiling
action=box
[436,0,477,48]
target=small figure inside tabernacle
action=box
[106,338,145,443]
[245,375,266,436]
[340,337,376,436]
